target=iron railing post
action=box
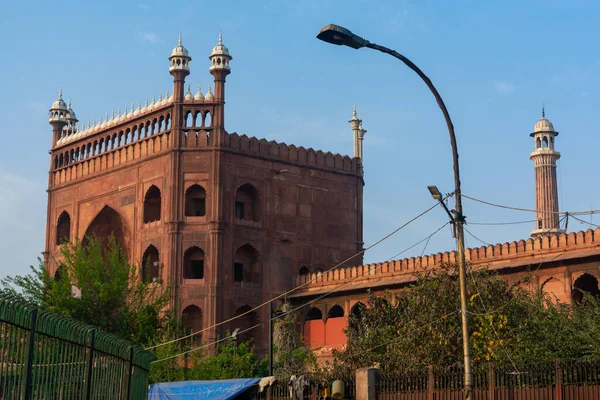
[126,346,134,400]
[23,308,38,400]
[84,329,96,400]
[555,358,563,400]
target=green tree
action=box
[332,264,594,375]
[273,303,318,380]
[149,333,268,383]
[1,235,174,347]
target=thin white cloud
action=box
[136,31,161,44]
[494,81,515,95]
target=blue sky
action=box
[1,0,599,280]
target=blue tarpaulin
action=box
[148,378,261,400]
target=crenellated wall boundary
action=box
[294,228,600,290]
[223,132,360,175]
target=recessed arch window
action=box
[143,185,161,223]
[185,185,206,217]
[234,183,260,222]
[306,307,323,321]
[233,244,259,284]
[572,273,600,303]
[182,305,203,345]
[327,305,344,319]
[56,211,71,245]
[184,246,205,279]
[233,305,258,344]
[142,245,160,283]
[54,264,66,282]
[299,266,310,276]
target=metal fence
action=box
[0,293,155,399]
[376,359,600,399]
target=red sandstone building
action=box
[44,36,364,352]
[293,109,600,361]
[44,36,600,358]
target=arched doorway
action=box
[185,185,207,217]
[143,186,161,223]
[233,305,258,345]
[182,305,203,345]
[82,206,130,257]
[233,244,259,285]
[234,183,260,222]
[56,211,71,245]
[572,273,600,303]
[183,247,205,279]
[141,245,160,283]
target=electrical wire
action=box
[149,221,453,361]
[463,227,491,246]
[469,219,537,226]
[146,198,449,350]
[461,194,600,216]
[151,324,261,364]
[570,214,600,229]
[462,213,567,373]
[346,310,462,360]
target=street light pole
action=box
[317,24,472,399]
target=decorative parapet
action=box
[293,228,600,294]
[223,132,360,175]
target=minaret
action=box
[349,105,361,158]
[65,98,79,137]
[358,118,367,160]
[209,33,232,136]
[530,107,564,237]
[48,89,68,147]
[169,34,191,103]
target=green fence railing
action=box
[0,292,156,399]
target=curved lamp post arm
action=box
[364,42,463,217]
[316,24,472,398]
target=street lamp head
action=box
[316,24,368,49]
[427,185,442,200]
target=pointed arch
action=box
[54,264,67,282]
[185,111,193,127]
[234,183,260,222]
[142,245,160,283]
[306,307,323,321]
[299,266,310,276]
[143,185,161,223]
[185,184,206,217]
[182,305,203,345]
[56,211,71,245]
[233,243,260,284]
[183,246,205,279]
[204,111,212,127]
[233,305,258,344]
[351,302,366,319]
[572,273,599,303]
[82,205,130,256]
[327,304,344,319]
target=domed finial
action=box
[219,32,223,44]
[353,104,357,118]
[542,104,545,118]
[58,87,63,100]
[178,33,182,46]
[67,97,72,109]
